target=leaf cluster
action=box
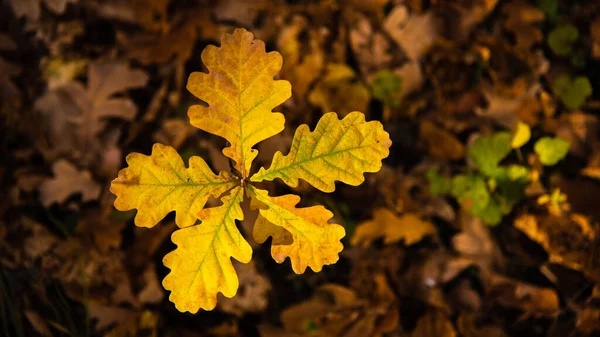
[110,29,392,313]
[427,126,570,226]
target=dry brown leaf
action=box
[476,82,541,128]
[453,212,503,272]
[277,15,325,97]
[488,274,560,317]
[35,62,148,160]
[514,213,599,279]
[419,121,465,160]
[457,313,510,337]
[39,159,100,207]
[412,310,456,337]
[218,261,271,315]
[352,209,436,247]
[308,63,370,117]
[24,311,53,337]
[348,9,393,76]
[384,5,440,61]
[152,118,196,149]
[137,265,164,305]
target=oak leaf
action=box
[251,111,391,192]
[111,143,236,229]
[162,186,251,312]
[249,186,346,273]
[111,28,392,312]
[186,28,291,178]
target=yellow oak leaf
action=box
[162,186,251,312]
[186,28,292,178]
[110,143,236,228]
[351,208,436,247]
[248,186,345,273]
[251,111,392,192]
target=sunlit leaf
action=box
[249,186,345,273]
[186,28,292,178]
[534,136,570,165]
[511,121,531,149]
[351,208,436,247]
[251,111,392,192]
[111,143,236,228]
[162,186,251,312]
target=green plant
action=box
[553,74,592,110]
[427,126,570,226]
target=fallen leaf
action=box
[419,121,465,160]
[412,310,456,337]
[218,261,271,315]
[40,159,101,207]
[352,208,436,247]
[384,5,440,61]
[308,64,370,117]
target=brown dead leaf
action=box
[39,159,100,207]
[384,5,440,61]
[24,310,53,337]
[152,118,196,149]
[308,63,370,117]
[412,310,456,337]
[514,213,600,279]
[502,2,545,56]
[476,82,541,128]
[352,209,436,247]
[347,9,394,76]
[218,261,271,315]
[277,15,325,98]
[457,313,510,337]
[419,121,465,160]
[35,62,147,163]
[137,265,164,305]
[453,212,504,272]
[488,274,560,317]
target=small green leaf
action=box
[507,165,529,181]
[468,132,512,177]
[553,75,592,110]
[534,137,570,165]
[476,197,503,226]
[370,70,403,108]
[538,0,558,22]
[451,174,490,215]
[547,24,579,56]
[511,122,531,149]
[426,168,453,196]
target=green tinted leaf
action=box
[534,137,570,165]
[475,197,503,226]
[548,24,578,56]
[370,70,403,108]
[451,174,490,215]
[468,132,512,177]
[553,75,592,110]
[538,0,558,22]
[426,168,453,196]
